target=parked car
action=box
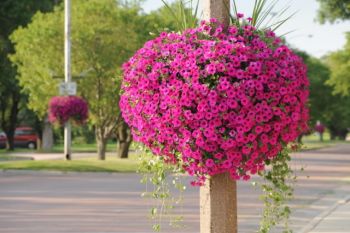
[14,127,38,149]
[0,131,6,149]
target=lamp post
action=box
[64,0,72,160]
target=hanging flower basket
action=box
[120,18,309,185]
[315,122,325,134]
[48,96,88,125]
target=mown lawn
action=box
[0,132,348,173]
[51,142,119,153]
[0,156,139,173]
[301,132,349,150]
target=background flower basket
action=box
[48,96,88,126]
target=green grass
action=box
[0,156,140,173]
[0,142,138,154]
[0,154,31,161]
[0,132,348,173]
[301,132,349,150]
[52,142,118,153]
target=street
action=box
[0,144,349,233]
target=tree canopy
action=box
[10,0,142,158]
[316,0,350,23]
[0,0,58,149]
[326,32,350,96]
[297,51,350,139]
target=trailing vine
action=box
[139,143,302,232]
[257,144,301,233]
[138,146,186,232]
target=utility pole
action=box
[200,1,238,233]
[64,0,72,160]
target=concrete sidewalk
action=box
[298,195,350,233]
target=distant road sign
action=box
[59,82,77,95]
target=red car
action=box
[14,127,38,149]
[0,132,6,149]
[0,127,38,149]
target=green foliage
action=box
[10,0,147,156]
[0,0,60,37]
[0,156,139,172]
[250,0,295,32]
[258,146,298,233]
[0,0,58,149]
[295,51,332,125]
[160,0,199,32]
[316,0,350,23]
[139,147,186,232]
[10,0,139,119]
[296,50,350,140]
[326,32,350,96]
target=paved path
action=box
[0,143,349,233]
[309,198,350,233]
[298,196,350,233]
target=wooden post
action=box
[200,1,238,233]
[203,0,230,26]
[64,0,72,160]
[200,173,237,233]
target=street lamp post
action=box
[64,0,72,160]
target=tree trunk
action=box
[329,126,337,140]
[3,92,20,151]
[97,138,107,160]
[330,132,336,140]
[338,130,348,141]
[42,117,53,151]
[117,121,132,159]
[297,134,303,143]
[5,129,15,151]
[96,127,107,160]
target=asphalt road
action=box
[0,144,350,233]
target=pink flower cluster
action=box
[48,96,88,125]
[314,123,325,133]
[120,19,309,185]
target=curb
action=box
[297,195,350,233]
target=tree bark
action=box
[320,133,324,142]
[97,138,107,160]
[96,127,107,160]
[330,131,337,140]
[297,134,303,143]
[338,130,348,141]
[117,121,132,159]
[42,117,53,151]
[3,92,20,151]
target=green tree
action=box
[316,0,350,23]
[10,0,140,159]
[326,32,350,96]
[298,51,350,140]
[0,0,59,150]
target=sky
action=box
[141,0,350,58]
